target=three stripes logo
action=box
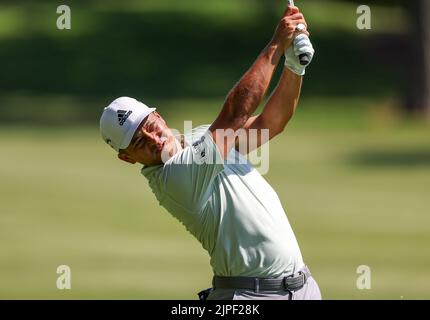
[117,110,132,126]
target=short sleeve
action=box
[160,131,224,211]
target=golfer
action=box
[100,6,320,300]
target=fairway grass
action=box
[1,100,430,299]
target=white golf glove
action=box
[284,33,315,76]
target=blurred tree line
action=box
[347,0,430,117]
[405,0,430,118]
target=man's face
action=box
[118,112,176,166]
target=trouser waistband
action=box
[212,266,311,293]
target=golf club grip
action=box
[297,33,311,66]
[299,53,310,66]
[287,0,310,66]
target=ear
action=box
[118,152,137,164]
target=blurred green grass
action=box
[1,98,429,299]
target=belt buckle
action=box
[283,271,307,291]
[295,271,307,289]
[299,270,307,285]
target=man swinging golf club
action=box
[100,5,320,300]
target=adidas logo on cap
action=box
[117,110,132,126]
[100,97,156,152]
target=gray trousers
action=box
[207,273,322,300]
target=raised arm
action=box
[209,6,304,158]
[237,10,314,154]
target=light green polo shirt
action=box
[141,125,304,277]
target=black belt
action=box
[212,266,311,293]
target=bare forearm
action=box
[260,67,302,135]
[222,42,283,127]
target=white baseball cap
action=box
[100,97,156,152]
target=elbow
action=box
[229,83,262,114]
[223,96,254,127]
